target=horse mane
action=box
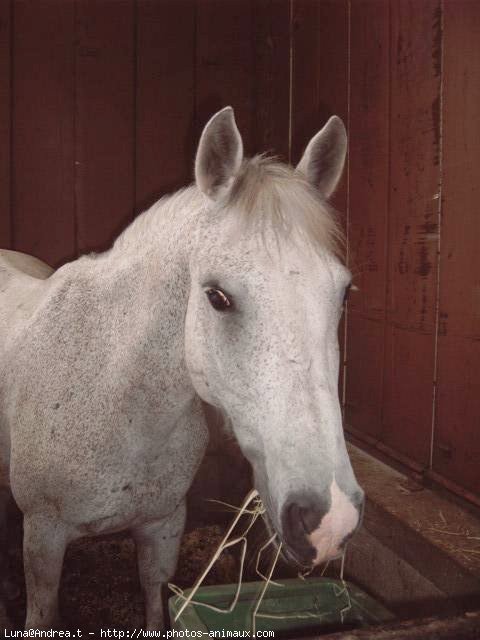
[111,155,344,258]
[224,155,345,258]
[110,186,203,255]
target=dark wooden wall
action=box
[343,0,480,508]
[0,0,479,506]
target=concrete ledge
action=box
[345,444,480,617]
[305,610,480,640]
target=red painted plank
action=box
[433,1,480,497]
[0,0,11,249]
[251,0,290,159]
[75,0,135,254]
[135,0,196,212]
[344,1,390,440]
[381,0,441,467]
[291,0,348,195]
[195,0,255,155]
[12,0,75,267]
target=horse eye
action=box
[206,288,233,311]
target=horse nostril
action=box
[297,504,322,534]
[282,493,330,553]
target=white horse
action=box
[0,107,364,631]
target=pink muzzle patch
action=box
[308,479,359,565]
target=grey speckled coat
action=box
[0,107,363,631]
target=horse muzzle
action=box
[280,481,364,568]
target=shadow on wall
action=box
[187,403,252,529]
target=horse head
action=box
[185,108,364,568]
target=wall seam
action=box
[73,0,78,257]
[429,0,445,470]
[132,0,137,219]
[9,0,14,249]
[379,0,393,438]
[342,0,351,412]
[193,0,198,149]
[287,0,293,164]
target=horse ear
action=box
[195,106,243,200]
[296,115,347,199]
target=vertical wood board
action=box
[251,0,290,159]
[345,0,390,439]
[135,0,196,214]
[291,0,349,173]
[0,0,11,249]
[12,0,75,267]
[381,0,441,466]
[195,0,255,154]
[433,0,480,496]
[75,0,135,254]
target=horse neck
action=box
[51,190,200,424]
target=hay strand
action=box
[169,489,260,621]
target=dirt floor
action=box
[3,525,238,630]
[2,503,302,631]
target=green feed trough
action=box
[169,577,394,637]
